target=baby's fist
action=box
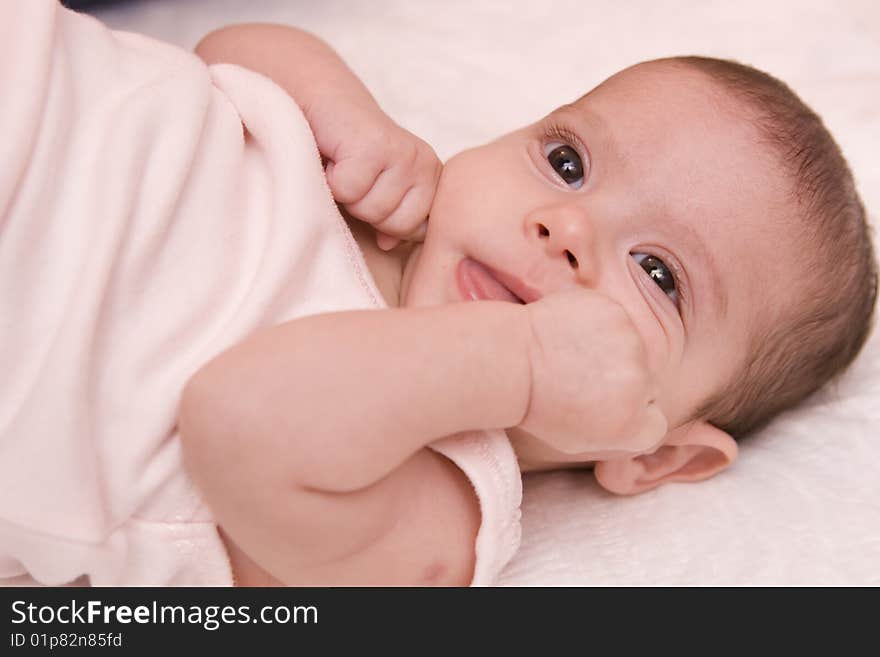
[323,109,441,250]
[521,289,667,458]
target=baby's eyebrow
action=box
[558,104,617,151]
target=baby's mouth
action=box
[456,258,527,304]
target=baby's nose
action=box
[527,207,598,285]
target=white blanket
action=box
[92,0,880,585]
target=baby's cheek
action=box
[635,320,687,417]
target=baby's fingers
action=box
[325,158,381,205]
[372,182,434,242]
[375,218,429,251]
[344,164,412,226]
[375,232,402,251]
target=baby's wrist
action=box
[305,90,388,156]
[442,301,534,432]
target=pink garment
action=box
[0,0,521,587]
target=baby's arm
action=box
[180,290,668,584]
[195,24,440,249]
[179,302,532,585]
[195,23,374,140]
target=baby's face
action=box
[400,62,795,467]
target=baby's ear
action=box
[593,420,737,496]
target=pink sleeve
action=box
[428,430,523,586]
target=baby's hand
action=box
[520,289,668,458]
[317,104,441,250]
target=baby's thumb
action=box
[631,401,668,455]
[376,219,428,250]
[376,232,401,251]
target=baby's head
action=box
[399,56,877,492]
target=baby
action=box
[183,27,877,585]
[1,1,875,587]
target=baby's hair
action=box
[662,56,878,439]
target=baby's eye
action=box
[543,142,585,189]
[632,252,679,306]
